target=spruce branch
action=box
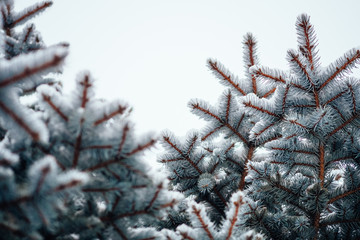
[296,14,319,72]
[208,60,247,96]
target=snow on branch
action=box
[207,59,249,96]
[320,48,360,90]
[296,14,320,72]
[0,45,68,142]
[1,0,52,59]
[7,1,52,28]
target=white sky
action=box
[15,0,360,162]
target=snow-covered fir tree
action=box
[160,14,360,240]
[242,14,360,239]
[0,1,178,239]
[2,0,360,239]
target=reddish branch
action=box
[101,199,176,222]
[191,103,248,144]
[254,68,286,84]
[54,157,66,171]
[33,202,48,226]
[282,85,290,113]
[23,24,34,44]
[160,157,185,163]
[82,145,113,150]
[291,82,308,91]
[208,60,246,96]
[72,131,83,168]
[11,1,52,27]
[314,212,320,240]
[187,135,198,156]
[226,157,243,168]
[289,119,309,131]
[42,94,69,121]
[192,205,214,240]
[332,105,346,121]
[254,120,278,138]
[195,154,206,165]
[52,179,83,192]
[262,87,276,98]
[324,89,347,105]
[251,75,257,95]
[163,136,202,174]
[170,169,198,180]
[225,92,232,122]
[328,185,360,204]
[213,187,227,206]
[239,145,254,190]
[0,158,14,166]
[225,143,235,154]
[35,165,50,194]
[0,54,66,88]
[288,51,319,107]
[84,159,119,172]
[0,101,40,141]
[245,35,258,94]
[126,139,156,156]
[202,125,225,141]
[320,50,360,90]
[145,183,163,211]
[311,111,327,129]
[158,199,177,209]
[93,105,127,126]
[84,136,154,171]
[319,143,325,187]
[244,34,256,66]
[112,196,120,212]
[243,101,279,118]
[79,75,91,108]
[297,16,316,71]
[209,161,220,174]
[272,181,296,195]
[110,222,128,240]
[327,114,358,138]
[293,104,317,108]
[117,124,129,155]
[289,51,315,86]
[235,113,245,131]
[180,232,196,240]
[0,179,83,210]
[226,196,244,240]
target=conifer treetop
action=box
[242,14,360,239]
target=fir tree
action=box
[159,30,275,240]
[3,0,360,239]
[242,14,360,239]
[161,14,360,240]
[0,1,177,239]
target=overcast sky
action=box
[15,0,360,162]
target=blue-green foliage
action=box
[2,1,360,239]
[161,14,360,240]
[0,1,177,239]
[243,14,360,239]
[159,33,276,238]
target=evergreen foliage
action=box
[160,13,360,240]
[2,0,360,239]
[0,1,177,239]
